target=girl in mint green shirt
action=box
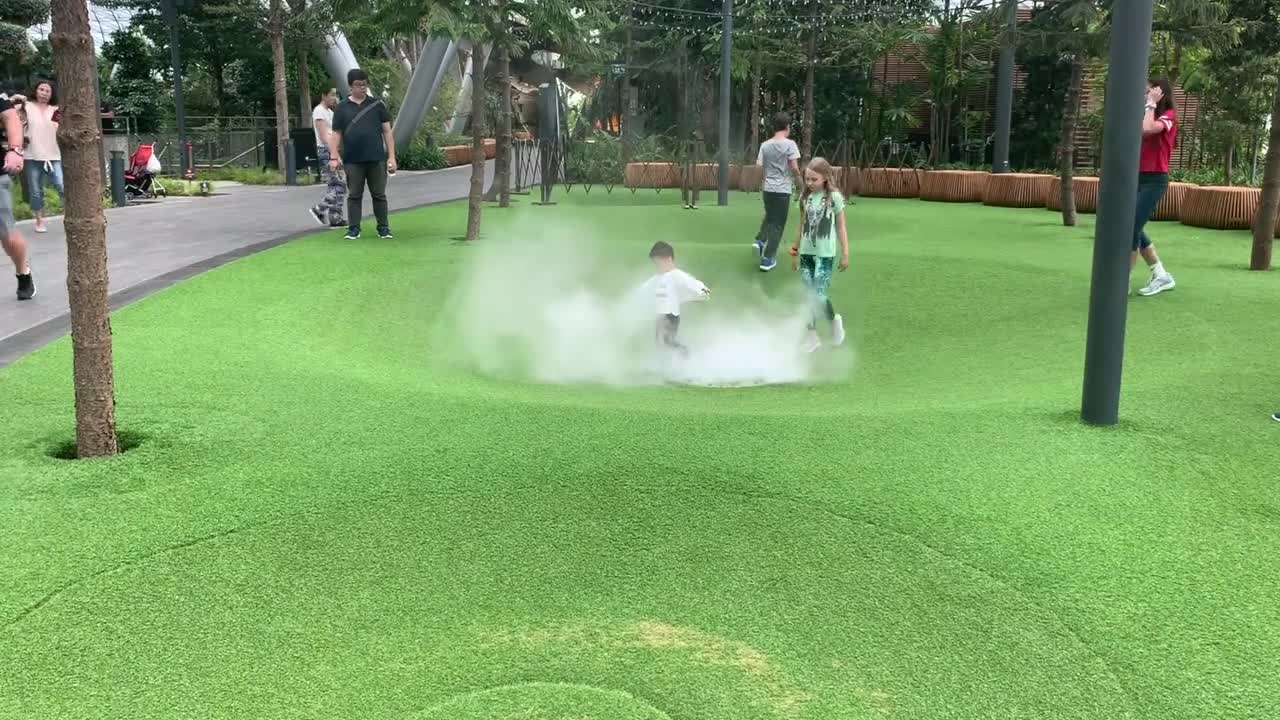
[790,157,849,352]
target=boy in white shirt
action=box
[640,241,710,354]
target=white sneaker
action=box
[831,314,846,346]
[1138,273,1175,297]
[801,331,822,353]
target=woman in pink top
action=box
[22,80,64,234]
[1132,76,1176,297]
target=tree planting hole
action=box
[48,431,147,461]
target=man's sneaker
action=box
[759,256,777,272]
[343,228,361,240]
[1272,410,1280,423]
[308,206,326,226]
[377,228,393,239]
[832,313,846,346]
[1138,273,1175,297]
[16,273,35,301]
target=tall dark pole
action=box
[1081,0,1156,426]
[718,0,734,206]
[162,0,189,177]
[991,0,1016,173]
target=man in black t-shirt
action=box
[327,68,397,240]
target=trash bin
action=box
[263,127,316,173]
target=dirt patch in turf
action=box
[487,620,812,718]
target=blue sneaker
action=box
[759,256,777,272]
[1272,410,1280,423]
[343,227,361,240]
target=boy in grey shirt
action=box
[752,113,802,271]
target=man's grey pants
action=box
[344,160,389,233]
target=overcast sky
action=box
[28,2,134,51]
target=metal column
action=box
[392,37,456,149]
[991,0,1017,174]
[1081,0,1157,426]
[717,0,733,206]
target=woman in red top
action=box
[1132,77,1176,297]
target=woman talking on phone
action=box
[1131,77,1177,297]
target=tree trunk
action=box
[802,0,817,160]
[51,0,117,458]
[876,53,890,141]
[484,42,512,205]
[294,0,310,122]
[269,0,289,172]
[465,43,488,242]
[749,50,761,157]
[297,48,311,127]
[622,7,635,163]
[1250,75,1280,271]
[1170,39,1183,85]
[212,59,228,118]
[1059,53,1084,226]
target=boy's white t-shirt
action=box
[757,136,801,194]
[312,103,334,148]
[641,269,708,316]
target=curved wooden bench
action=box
[1045,175,1099,213]
[859,168,921,198]
[1180,186,1260,230]
[1153,181,1194,221]
[624,162,681,189]
[920,170,990,202]
[983,173,1054,208]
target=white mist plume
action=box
[442,216,852,387]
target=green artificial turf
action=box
[1,190,1278,720]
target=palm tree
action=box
[51,0,118,457]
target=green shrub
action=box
[399,138,447,171]
[563,130,624,185]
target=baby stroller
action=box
[124,144,167,200]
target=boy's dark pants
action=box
[657,314,686,353]
[757,191,792,258]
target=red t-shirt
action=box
[1139,108,1176,173]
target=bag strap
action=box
[345,98,384,136]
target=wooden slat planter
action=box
[1180,186,1260,230]
[859,168,921,198]
[739,164,762,191]
[838,166,862,196]
[1153,181,1195,221]
[440,139,498,167]
[983,173,1054,208]
[1045,175,1100,213]
[919,170,990,202]
[624,162,681,188]
[685,163,743,190]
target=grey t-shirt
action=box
[757,137,800,194]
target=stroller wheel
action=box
[154,185,167,198]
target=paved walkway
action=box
[0,162,492,367]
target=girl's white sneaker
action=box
[832,314,846,346]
